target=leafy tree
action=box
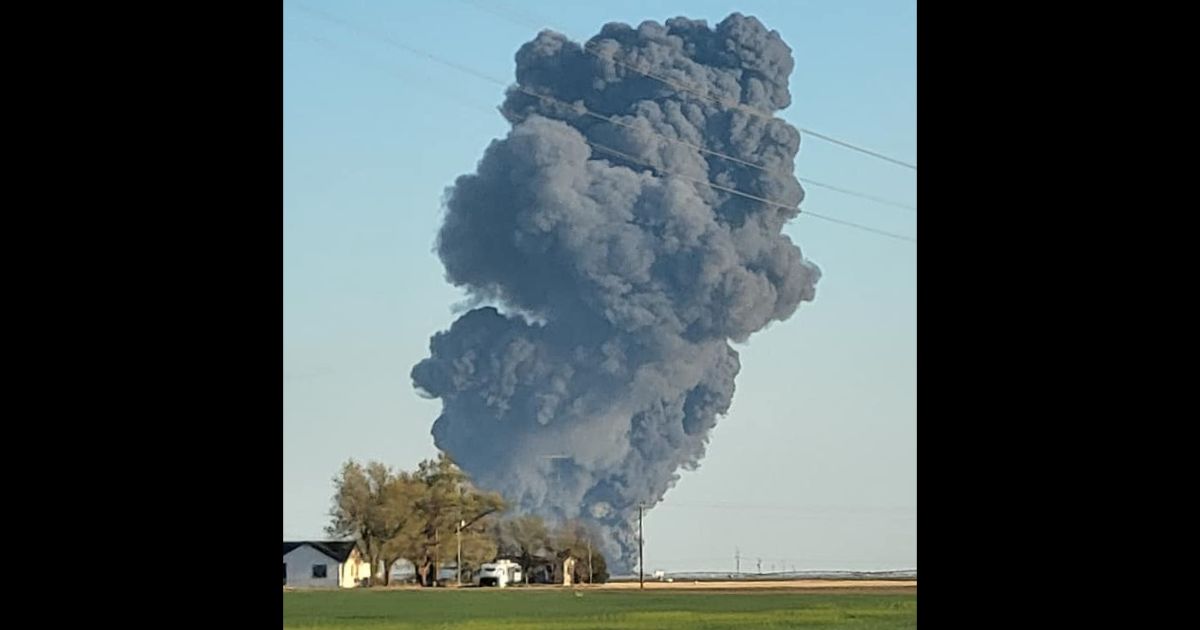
[412,453,506,585]
[496,514,552,582]
[326,460,423,586]
[456,526,499,583]
[552,520,609,584]
[372,471,424,586]
[328,455,631,588]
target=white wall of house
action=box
[285,545,348,588]
[340,553,370,587]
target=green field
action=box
[283,588,917,629]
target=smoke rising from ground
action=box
[412,13,820,572]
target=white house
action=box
[283,541,371,588]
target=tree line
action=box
[326,454,608,586]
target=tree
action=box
[412,453,506,585]
[326,460,423,586]
[325,454,508,587]
[325,461,378,584]
[456,526,499,583]
[496,514,551,582]
[551,520,609,584]
[372,472,425,586]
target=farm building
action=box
[283,541,371,588]
[525,553,586,585]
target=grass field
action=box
[283,587,917,629]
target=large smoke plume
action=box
[411,13,820,572]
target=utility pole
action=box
[757,558,762,574]
[735,547,741,575]
[456,520,465,585]
[638,503,644,590]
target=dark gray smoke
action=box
[412,13,820,572]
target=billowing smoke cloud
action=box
[412,13,820,571]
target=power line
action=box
[293,25,915,244]
[289,5,916,243]
[291,2,915,213]
[583,140,916,243]
[654,502,917,515]
[511,86,916,212]
[641,500,916,521]
[285,32,503,115]
[584,49,919,171]
[291,4,509,89]
[455,0,917,170]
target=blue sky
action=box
[284,0,915,573]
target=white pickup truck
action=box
[476,560,523,587]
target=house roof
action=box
[283,541,358,562]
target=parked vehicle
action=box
[476,560,523,587]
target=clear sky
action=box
[284,0,915,573]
